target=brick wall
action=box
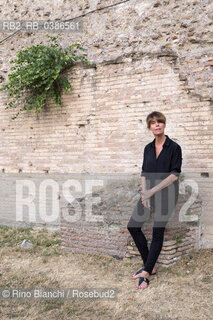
[60,176,202,267]
[0,0,212,250]
[1,57,213,247]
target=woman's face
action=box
[149,118,165,136]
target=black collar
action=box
[150,134,170,148]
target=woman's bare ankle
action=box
[141,270,150,278]
[152,267,157,273]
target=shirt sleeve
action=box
[170,144,182,177]
[140,146,147,177]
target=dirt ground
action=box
[0,225,213,320]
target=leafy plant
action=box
[0,34,92,120]
[173,234,183,245]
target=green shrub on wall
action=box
[0,34,92,120]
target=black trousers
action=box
[127,185,178,275]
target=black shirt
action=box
[141,134,182,187]
[140,134,183,216]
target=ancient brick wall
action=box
[0,0,212,248]
[60,177,202,267]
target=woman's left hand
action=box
[141,189,155,202]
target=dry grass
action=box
[0,225,213,319]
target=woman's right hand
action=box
[141,197,151,209]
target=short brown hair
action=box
[146,111,166,129]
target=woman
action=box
[127,111,182,290]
